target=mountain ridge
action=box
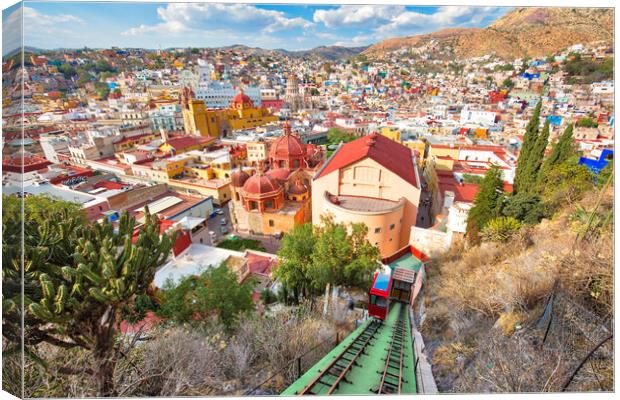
[363,7,614,60]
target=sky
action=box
[2,2,512,54]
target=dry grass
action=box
[422,189,613,393]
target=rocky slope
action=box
[363,7,613,60]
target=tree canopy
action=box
[275,217,380,302]
[157,262,255,329]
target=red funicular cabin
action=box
[369,271,392,321]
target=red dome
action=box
[266,167,291,181]
[288,179,308,195]
[242,172,281,196]
[269,132,306,160]
[231,91,253,108]
[231,168,250,187]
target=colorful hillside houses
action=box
[579,148,613,174]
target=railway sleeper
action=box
[384,371,407,383]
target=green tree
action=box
[502,192,547,225]
[2,195,172,396]
[326,128,355,145]
[275,223,317,303]
[520,119,550,193]
[310,215,380,313]
[158,263,254,329]
[576,117,598,128]
[539,123,575,184]
[501,78,514,89]
[57,63,77,79]
[466,166,506,243]
[514,101,542,194]
[542,159,594,207]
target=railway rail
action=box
[298,319,382,395]
[283,301,416,396]
[376,304,408,394]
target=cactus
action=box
[3,195,173,396]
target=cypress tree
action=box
[521,119,550,192]
[466,166,505,243]
[540,123,575,182]
[514,101,542,194]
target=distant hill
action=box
[363,7,614,60]
[286,45,369,61]
[215,44,366,61]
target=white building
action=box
[190,60,261,108]
[459,106,497,126]
[39,133,70,163]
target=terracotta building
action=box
[229,122,324,235]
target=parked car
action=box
[215,208,224,215]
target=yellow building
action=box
[312,133,422,257]
[380,126,402,142]
[402,140,427,163]
[181,87,277,138]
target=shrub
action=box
[481,217,522,243]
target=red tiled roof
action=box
[316,132,418,187]
[94,180,128,190]
[246,252,275,275]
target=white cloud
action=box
[313,5,405,29]
[123,3,313,37]
[314,5,509,46]
[376,6,508,37]
[3,6,84,52]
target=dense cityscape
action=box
[1,4,614,398]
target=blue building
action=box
[579,148,613,174]
[547,115,563,126]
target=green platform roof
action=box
[281,302,416,396]
[389,253,423,273]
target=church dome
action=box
[231,91,254,109]
[266,167,291,182]
[242,171,281,196]
[231,167,250,187]
[269,121,306,160]
[288,179,308,195]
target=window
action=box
[264,200,274,209]
[389,224,395,230]
[249,201,258,210]
[269,220,274,227]
[370,295,387,307]
[374,227,381,234]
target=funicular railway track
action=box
[298,319,382,395]
[376,303,408,394]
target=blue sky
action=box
[3,2,511,53]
